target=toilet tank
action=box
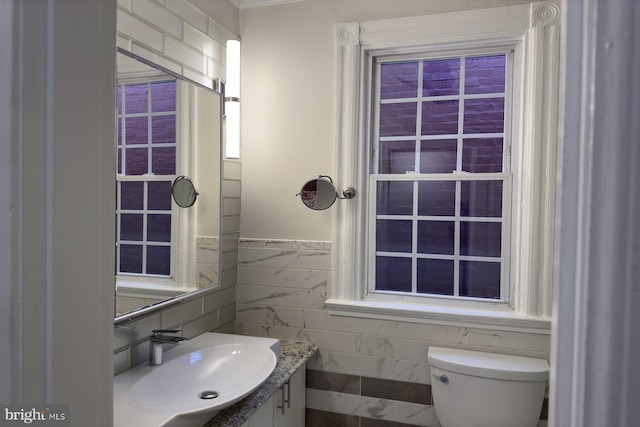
[428,347,549,427]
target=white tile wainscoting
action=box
[235,238,550,426]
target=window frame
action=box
[328,2,560,333]
[115,76,195,295]
[368,49,514,305]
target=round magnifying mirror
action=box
[171,176,198,208]
[299,177,338,210]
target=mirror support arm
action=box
[296,175,355,210]
[338,186,356,199]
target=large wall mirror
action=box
[115,50,222,320]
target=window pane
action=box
[421,100,459,135]
[117,86,122,115]
[119,244,143,274]
[376,181,413,215]
[460,180,503,217]
[464,55,506,95]
[379,140,415,174]
[151,115,175,144]
[151,81,176,112]
[117,148,122,174]
[423,59,460,97]
[148,181,172,211]
[125,148,148,175]
[151,147,176,175]
[380,62,418,99]
[460,221,502,257]
[463,98,504,134]
[117,118,122,146]
[120,181,144,210]
[147,246,171,276]
[459,261,500,299]
[417,220,454,255]
[147,214,171,242]
[376,256,412,292]
[377,219,412,252]
[417,258,454,295]
[124,116,148,145]
[380,102,417,137]
[417,181,455,216]
[120,214,143,241]
[462,138,503,173]
[125,84,148,114]
[419,139,457,173]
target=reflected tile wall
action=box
[195,236,219,289]
[235,238,550,427]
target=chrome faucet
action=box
[149,329,187,366]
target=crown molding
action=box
[230,0,308,9]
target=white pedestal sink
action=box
[114,333,279,427]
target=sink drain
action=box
[199,390,219,400]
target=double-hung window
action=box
[116,79,177,279]
[372,53,511,302]
[116,72,194,294]
[329,2,561,332]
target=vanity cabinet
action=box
[241,365,306,427]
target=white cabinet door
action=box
[273,365,306,427]
[246,393,275,427]
[244,364,306,427]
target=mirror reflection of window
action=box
[115,51,222,320]
[116,79,177,277]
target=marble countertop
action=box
[203,339,318,427]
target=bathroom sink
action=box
[130,343,276,412]
[114,333,279,427]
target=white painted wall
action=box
[195,86,222,237]
[239,0,534,240]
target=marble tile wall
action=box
[113,285,236,375]
[235,238,551,426]
[195,236,219,289]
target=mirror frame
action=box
[114,49,225,325]
[298,176,339,210]
[172,175,199,208]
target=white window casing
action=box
[329,1,560,333]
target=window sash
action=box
[367,173,512,302]
[115,177,176,279]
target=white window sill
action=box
[325,298,551,334]
[116,280,196,299]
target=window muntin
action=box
[116,80,177,278]
[370,53,511,302]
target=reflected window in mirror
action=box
[116,76,186,288]
[114,51,223,319]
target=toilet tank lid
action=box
[428,347,549,381]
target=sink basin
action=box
[114,333,279,427]
[130,343,276,413]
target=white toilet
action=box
[428,346,549,427]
